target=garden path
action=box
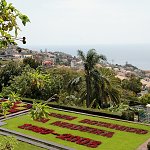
[137,138,150,150]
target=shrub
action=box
[121,110,134,121]
[0,136,18,150]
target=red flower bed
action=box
[8,109,19,113]
[14,101,22,105]
[18,124,102,148]
[56,134,101,148]
[79,119,148,135]
[18,124,54,134]
[49,112,77,120]
[35,118,50,123]
[51,121,114,138]
[26,104,32,109]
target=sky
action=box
[6,0,150,47]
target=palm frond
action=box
[77,50,86,62]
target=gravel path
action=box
[137,138,150,150]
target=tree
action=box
[0,0,30,48]
[1,66,63,100]
[121,77,142,94]
[66,65,121,108]
[96,67,121,107]
[0,61,23,92]
[67,76,83,95]
[139,93,150,105]
[23,57,41,69]
[78,49,106,107]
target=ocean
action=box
[25,44,150,70]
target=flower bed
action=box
[79,119,148,134]
[56,134,101,148]
[26,104,32,109]
[51,121,114,138]
[18,124,102,148]
[49,112,77,120]
[18,124,54,134]
[35,118,50,123]
[8,109,19,113]
[0,101,32,117]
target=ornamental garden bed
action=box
[0,99,32,117]
[1,108,150,150]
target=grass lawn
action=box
[1,108,150,150]
[0,135,45,150]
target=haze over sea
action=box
[26,44,150,70]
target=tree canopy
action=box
[121,77,142,94]
[0,0,30,48]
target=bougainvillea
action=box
[51,121,114,138]
[49,113,77,120]
[79,119,148,134]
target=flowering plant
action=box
[18,124,54,134]
[79,119,148,134]
[51,121,114,138]
[49,112,77,120]
[56,134,101,148]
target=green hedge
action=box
[22,97,123,120]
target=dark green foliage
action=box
[0,61,23,92]
[139,94,150,105]
[93,67,121,108]
[23,57,41,69]
[78,49,107,107]
[121,77,142,94]
[121,110,134,121]
[1,66,63,100]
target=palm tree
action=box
[67,76,82,95]
[96,67,121,107]
[90,69,103,108]
[78,49,106,107]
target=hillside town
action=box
[1,45,150,95]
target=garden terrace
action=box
[0,99,32,118]
[0,108,150,150]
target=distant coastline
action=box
[20,44,150,70]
